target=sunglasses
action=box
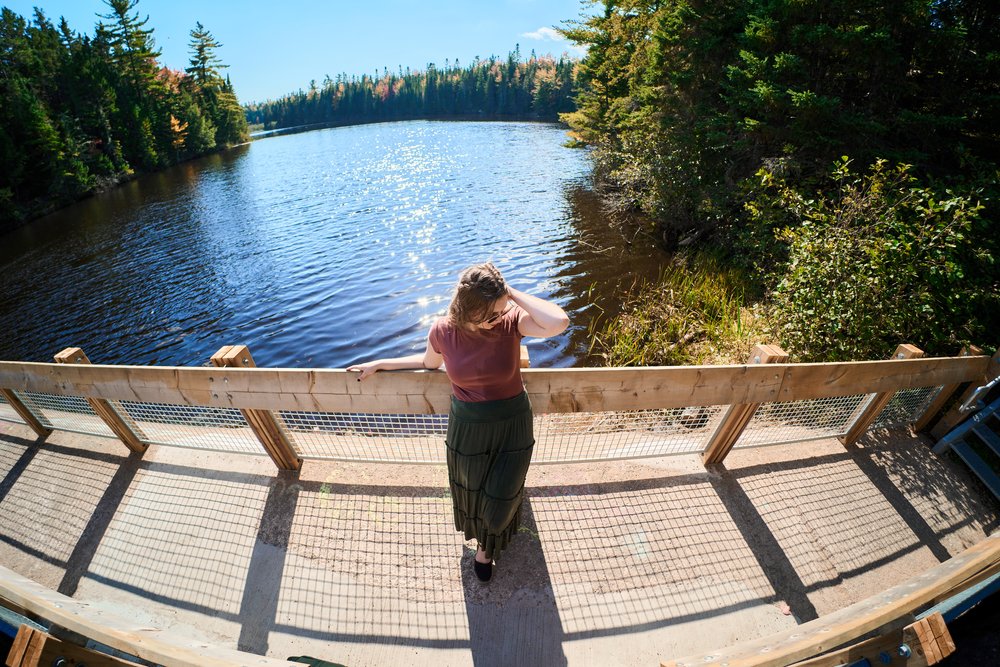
[482,303,513,324]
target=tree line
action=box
[0,0,248,230]
[245,48,577,131]
[563,0,999,361]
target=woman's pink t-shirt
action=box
[429,305,525,403]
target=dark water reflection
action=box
[0,121,667,368]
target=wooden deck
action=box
[0,420,996,666]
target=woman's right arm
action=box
[347,332,443,381]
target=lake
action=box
[0,121,667,368]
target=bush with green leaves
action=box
[753,158,995,361]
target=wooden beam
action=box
[210,346,301,471]
[840,344,924,447]
[0,565,301,667]
[930,349,1000,441]
[52,348,147,454]
[660,534,1000,667]
[788,611,954,667]
[0,355,986,415]
[7,624,144,667]
[702,345,788,465]
[0,389,51,439]
[913,346,984,433]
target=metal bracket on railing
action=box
[958,375,1000,414]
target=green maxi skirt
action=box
[446,391,534,560]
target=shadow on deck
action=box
[0,421,997,666]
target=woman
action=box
[348,262,569,581]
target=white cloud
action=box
[522,27,562,41]
[521,26,588,57]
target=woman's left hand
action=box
[347,361,381,381]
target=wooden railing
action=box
[0,343,995,470]
[0,343,997,667]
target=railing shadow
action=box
[0,427,997,664]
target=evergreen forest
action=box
[2,0,997,363]
[244,49,577,132]
[564,0,999,362]
[0,0,248,229]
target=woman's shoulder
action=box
[431,315,453,332]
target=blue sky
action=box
[5,0,591,104]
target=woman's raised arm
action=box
[509,286,570,338]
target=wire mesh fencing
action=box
[278,406,728,464]
[870,386,942,430]
[533,406,727,463]
[279,411,448,463]
[17,392,116,439]
[0,383,946,463]
[0,393,26,425]
[118,401,267,455]
[733,394,871,450]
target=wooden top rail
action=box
[0,565,299,667]
[0,354,987,414]
[662,533,1000,667]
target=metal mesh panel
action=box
[0,393,26,425]
[279,411,448,462]
[18,392,115,438]
[280,407,727,463]
[118,401,267,455]
[733,394,870,449]
[534,406,727,463]
[870,386,942,430]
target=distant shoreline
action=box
[250,114,567,140]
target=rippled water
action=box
[0,121,668,368]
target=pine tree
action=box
[185,21,226,84]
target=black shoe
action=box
[473,558,493,582]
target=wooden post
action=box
[702,344,788,465]
[520,344,530,368]
[8,624,144,666]
[913,346,983,433]
[930,349,1000,441]
[839,344,924,447]
[210,345,301,471]
[53,348,147,454]
[0,388,52,439]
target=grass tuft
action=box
[589,252,776,366]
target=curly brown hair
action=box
[448,262,508,326]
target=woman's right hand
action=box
[346,361,381,381]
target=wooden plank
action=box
[914,346,983,432]
[788,621,929,667]
[840,345,924,447]
[7,624,144,667]
[702,345,788,465]
[931,349,1000,440]
[210,346,301,471]
[6,624,34,667]
[660,534,1000,667]
[0,565,300,667]
[0,354,987,415]
[0,389,51,439]
[52,349,147,454]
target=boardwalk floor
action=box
[0,421,997,666]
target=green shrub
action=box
[753,157,995,361]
